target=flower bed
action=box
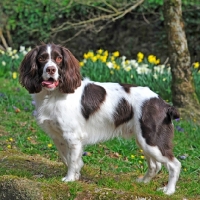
[0,47,199,101]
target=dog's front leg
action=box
[61,133,84,182]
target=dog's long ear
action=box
[59,47,81,93]
[19,47,42,93]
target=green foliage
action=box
[1,0,200,50]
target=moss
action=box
[0,176,42,200]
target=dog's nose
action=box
[46,66,56,75]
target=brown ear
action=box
[19,47,42,93]
[59,48,81,93]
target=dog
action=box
[19,43,181,195]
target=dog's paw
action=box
[62,176,75,182]
[157,187,175,195]
[62,173,80,182]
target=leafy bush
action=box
[1,0,200,51]
[0,46,199,102]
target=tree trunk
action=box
[163,0,200,119]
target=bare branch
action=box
[51,0,144,35]
[113,0,144,20]
[102,0,119,13]
[0,29,8,49]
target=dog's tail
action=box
[167,106,180,120]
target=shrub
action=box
[0,47,199,102]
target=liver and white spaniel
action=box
[19,43,181,195]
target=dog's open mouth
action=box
[42,78,59,89]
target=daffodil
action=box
[136,64,151,74]
[83,53,89,59]
[97,49,103,54]
[111,56,115,61]
[113,64,120,70]
[0,49,5,55]
[100,56,107,63]
[148,55,160,65]
[193,62,199,68]
[2,61,6,66]
[12,72,17,79]
[91,56,98,62]
[137,52,144,63]
[148,55,156,64]
[103,50,108,57]
[20,46,25,52]
[79,61,84,67]
[13,49,17,54]
[112,51,119,57]
[124,66,131,72]
[106,62,114,69]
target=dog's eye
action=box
[38,56,46,62]
[56,56,62,63]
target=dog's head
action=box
[19,43,81,93]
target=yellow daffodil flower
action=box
[112,51,119,57]
[137,52,144,63]
[91,56,98,62]
[97,49,103,54]
[193,62,199,68]
[79,61,84,67]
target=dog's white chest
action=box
[35,94,66,136]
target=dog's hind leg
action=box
[159,157,181,195]
[137,155,162,183]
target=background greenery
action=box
[1,0,200,61]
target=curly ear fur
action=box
[59,48,81,93]
[19,47,42,93]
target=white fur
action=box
[31,45,181,195]
[42,45,59,81]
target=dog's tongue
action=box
[42,79,59,88]
[42,80,54,86]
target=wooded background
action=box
[0,0,199,62]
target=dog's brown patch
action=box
[81,83,106,120]
[119,83,137,93]
[140,97,174,160]
[113,98,133,127]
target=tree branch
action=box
[51,0,144,34]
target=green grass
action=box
[0,78,200,199]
